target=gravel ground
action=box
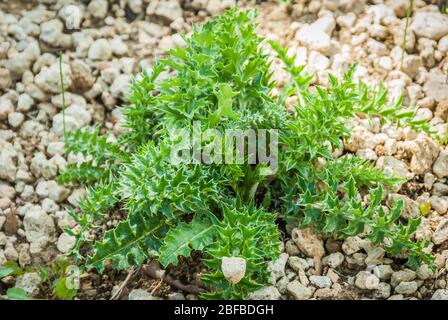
[1,0,448,300]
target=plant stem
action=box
[400,0,414,69]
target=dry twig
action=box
[110,266,135,300]
[143,261,204,295]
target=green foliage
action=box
[48,257,80,300]
[419,200,431,216]
[0,261,24,278]
[439,0,447,14]
[58,127,124,185]
[0,257,79,300]
[159,216,216,267]
[86,214,169,272]
[7,288,29,300]
[60,8,434,299]
[53,278,77,300]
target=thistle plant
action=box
[60,9,434,299]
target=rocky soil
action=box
[1,0,448,300]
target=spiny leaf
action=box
[86,214,171,272]
[159,217,216,267]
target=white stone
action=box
[30,152,58,179]
[221,256,246,284]
[365,247,385,266]
[409,136,440,174]
[432,219,448,245]
[311,16,336,36]
[40,19,71,48]
[36,180,70,203]
[110,74,132,99]
[52,104,91,136]
[369,24,389,41]
[439,35,448,52]
[383,139,396,156]
[431,289,448,300]
[386,0,408,18]
[429,196,448,215]
[401,55,422,79]
[287,280,314,300]
[101,67,120,84]
[367,4,395,25]
[0,68,12,90]
[110,37,128,56]
[4,242,18,261]
[291,227,325,259]
[322,252,344,269]
[15,273,41,297]
[423,73,448,102]
[377,156,412,182]
[0,99,14,120]
[395,281,418,295]
[55,210,77,229]
[88,39,112,61]
[373,265,394,280]
[67,188,86,207]
[268,253,288,283]
[0,250,6,266]
[23,205,56,253]
[35,62,72,94]
[205,0,235,16]
[248,286,281,300]
[378,56,393,70]
[59,5,82,30]
[309,275,332,288]
[391,269,416,287]
[57,232,76,253]
[392,26,415,53]
[128,0,142,14]
[149,0,183,23]
[8,112,25,128]
[308,51,330,72]
[342,236,363,255]
[336,13,356,29]
[416,264,435,280]
[17,94,34,112]
[47,142,65,156]
[411,12,448,41]
[88,0,108,19]
[66,104,92,127]
[296,25,332,55]
[42,198,59,213]
[52,114,78,137]
[365,38,388,56]
[375,282,392,299]
[288,256,310,272]
[72,32,93,58]
[356,148,377,161]
[128,289,154,300]
[433,150,448,178]
[355,271,380,290]
[0,139,18,182]
[0,232,6,245]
